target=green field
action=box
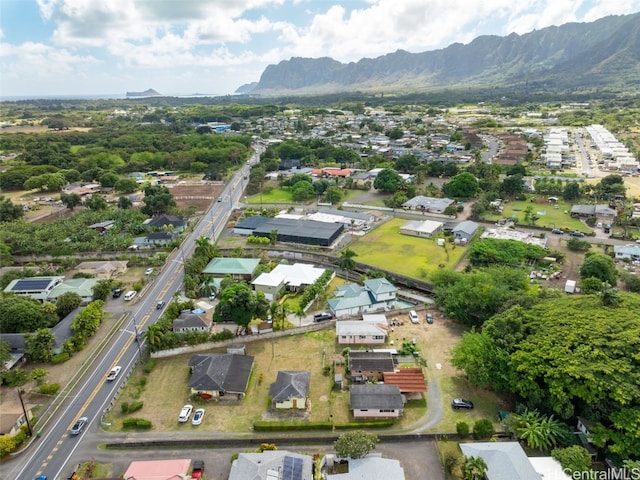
[349,218,468,280]
[485,197,591,232]
[246,187,365,205]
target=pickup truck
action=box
[106,366,121,381]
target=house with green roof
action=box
[47,278,100,303]
[327,278,397,317]
[202,257,261,281]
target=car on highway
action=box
[178,404,193,422]
[35,476,47,480]
[156,300,166,310]
[192,408,205,426]
[144,268,154,275]
[451,398,474,410]
[106,366,121,381]
[70,416,88,435]
[426,313,433,324]
[551,228,564,234]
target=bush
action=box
[443,451,460,475]
[144,359,155,374]
[52,352,70,364]
[128,401,144,413]
[551,446,592,474]
[230,453,239,463]
[0,435,16,457]
[134,418,152,429]
[121,402,129,414]
[473,419,495,439]
[122,417,152,430]
[2,368,29,387]
[38,383,60,395]
[456,421,470,438]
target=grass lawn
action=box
[349,218,468,280]
[246,186,298,204]
[484,197,591,232]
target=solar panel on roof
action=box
[12,279,53,291]
[282,456,303,480]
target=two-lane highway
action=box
[8,145,262,480]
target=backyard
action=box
[349,218,468,279]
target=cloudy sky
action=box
[1,0,639,98]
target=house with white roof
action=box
[252,263,328,301]
[336,314,388,345]
[401,195,454,214]
[400,220,443,238]
[326,455,405,480]
[459,442,542,480]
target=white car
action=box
[144,268,154,275]
[192,408,205,426]
[408,310,419,324]
[106,366,121,381]
[178,404,193,423]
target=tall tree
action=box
[373,168,403,193]
[0,196,24,222]
[336,248,358,282]
[24,328,56,362]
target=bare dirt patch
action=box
[167,182,224,212]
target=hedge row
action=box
[122,418,152,430]
[253,419,395,431]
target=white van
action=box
[123,290,137,301]
[408,310,419,324]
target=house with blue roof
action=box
[327,278,397,317]
[614,244,640,261]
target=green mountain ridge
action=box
[238,12,640,95]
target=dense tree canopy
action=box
[442,172,479,198]
[373,168,403,193]
[213,283,269,326]
[579,252,618,285]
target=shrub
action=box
[2,368,29,386]
[128,401,144,413]
[551,446,591,474]
[38,383,60,395]
[138,376,147,387]
[144,359,155,374]
[456,421,470,438]
[473,419,495,439]
[230,453,239,463]
[135,418,152,429]
[443,451,460,475]
[0,435,16,457]
[52,352,70,364]
[122,417,152,429]
[121,403,129,414]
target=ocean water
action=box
[0,93,225,102]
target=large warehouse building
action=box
[234,216,344,247]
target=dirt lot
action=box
[167,182,224,212]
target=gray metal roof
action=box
[452,220,479,235]
[348,351,395,373]
[172,313,208,330]
[349,384,404,409]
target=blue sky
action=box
[1,0,639,98]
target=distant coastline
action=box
[1,92,226,102]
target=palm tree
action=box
[508,409,566,451]
[462,456,488,480]
[144,324,164,351]
[336,248,358,282]
[600,282,621,307]
[194,235,214,259]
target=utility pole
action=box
[132,317,143,361]
[18,389,33,437]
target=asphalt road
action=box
[5,147,261,480]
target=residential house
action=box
[459,442,542,480]
[399,220,443,238]
[123,459,192,480]
[229,451,313,480]
[349,384,404,419]
[269,371,310,409]
[252,263,327,301]
[3,276,64,302]
[145,214,186,232]
[47,278,100,304]
[145,231,177,246]
[311,167,354,178]
[326,455,405,480]
[336,315,388,345]
[188,353,254,400]
[202,257,261,281]
[570,204,617,222]
[87,220,115,234]
[348,351,395,381]
[172,313,210,333]
[614,244,640,261]
[74,260,128,279]
[327,278,397,317]
[0,408,34,437]
[452,220,479,241]
[401,196,454,214]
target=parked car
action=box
[192,408,205,426]
[112,288,123,298]
[451,398,474,410]
[70,417,88,435]
[178,404,193,422]
[106,366,121,381]
[123,290,137,301]
[191,460,205,479]
[144,268,154,275]
[569,231,585,237]
[313,312,333,322]
[551,228,564,234]
[209,293,216,301]
[408,310,419,324]
[426,313,433,324]
[156,300,165,310]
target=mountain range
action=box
[237,12,640,95]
